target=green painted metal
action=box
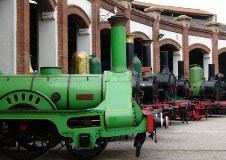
[104,71,134,128]
[132,100,144,125]
[0,90,56,110]
[0,109,146,150]
[0,68,146,150]
[0,70,2,75]
[40,67,62,75]
[111,26,127,72]
[0,74,103,110]
[189,65,204,96]
[89,55,102,74]
[133,54,142,75]
[0,16,148,152]
[108,16,128,73]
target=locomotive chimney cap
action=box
[108,15,128,27]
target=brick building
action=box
[1,0,226,79]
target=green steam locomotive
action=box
[0,16,168,160]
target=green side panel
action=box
[32,75,68,110]
[32,75,103,110]
[111,26,127,72]
[0,75,32,96]
[0,74,103,110]
[69,75,103,110]
[0,90,56,110]
[189,66,204,96]
[0,70,2,75]
[104,71,134,128]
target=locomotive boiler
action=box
[190,64,223,100]
[0,15,168,160]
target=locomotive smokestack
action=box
[126,34,136,69]
[208,64,215,81]
[178,61,184,80]
[141,40,153,76]
[161,51,169,73]
[108,16,128,73]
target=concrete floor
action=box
[1,115,226,160]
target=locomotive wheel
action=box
[65,137,108,160]
[0,120,58,160]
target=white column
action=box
[173,51,182,77]
[77,27,92,55]
[38,9,58,69]
[0,0,17,74]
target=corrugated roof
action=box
[132,1,214,16]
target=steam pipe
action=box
[160,51,169,73]
[108,16,128,73]
[178,61,184,80]
[142,40,153,69]
[208,64,215,81]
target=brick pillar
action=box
[91,0,101,59]
[17,0,30,74]
[182,27,189,79]
[175,15,191,79]
[57,0,67,73]
[212,32,219,73]
[144,7,162,73]
[206,21,220,74]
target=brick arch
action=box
[159,38,181,51]
[36,0,57,12]
[219,47,226,55]
[65,5,91,28]
[99,21,111,31]
[189,43,211,54]
[132,31,150,40]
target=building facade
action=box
[1,0,226,79]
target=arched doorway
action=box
[189,44,211,78]
[134,38,142,64]
[189,49,203,68]
[30,2,38,72]
[68,14,77,73]
[159,38,181,75]
[100,29,111,71]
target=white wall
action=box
[173,51,182,77]
[38,9,58,69]
[99,8,116,22]
[0,0,16,74]
[130,21,152,39]
[218,39,226,50]
[159,29,183,46]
